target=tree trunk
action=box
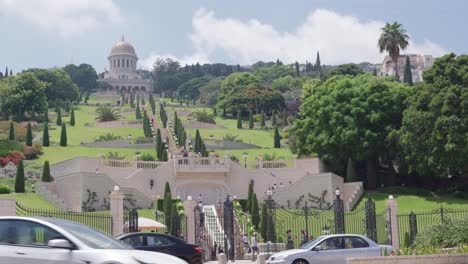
[366,155,378,190]
[346,158,358,182]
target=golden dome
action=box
[110,36,136,55]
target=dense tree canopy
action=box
[26,68,80,105]
[63,63,98,94]
[291,74,410,189]
[398,53,467,177]
[253,64,295,85]
[272,76,304,92]
[177,76,211,101]
[324,64,364,80]
[0,72,47,120]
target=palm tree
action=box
[95,107,121,122]
[378,22,410,80]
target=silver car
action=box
[267,234,393,264]
[0,216,187,264]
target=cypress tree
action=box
[42,123,50,147]
[261,111,266,128]
[42,161,53,182]
[403,56,413,86]
[8,122,14,140]
[15,160,25,193]
[251,193,260,229]
[4,66,8,77]
[156,129,162,160]
[201,142,207,157]
[248,111,254,129]
[260,203,268,240]
[70,109,75,126]
[274,126,281,148]
[44,108,49,123]
[373,67,378,76]
[130,93,135,108]
[162,149,168,161]
[31,107,36,121]
[26,122,32,146]
[135,103,142,119]
[141,96,145,106]
[222,107,226,118]
[272,110,277,126]
[294,61,300,77]
[282,109,288,127]
[60,123,67,147]
[315,51,321,71]
[56,108,62,125]
[164,191,172,232]
[194,129,200,152]
[237,111,242,129]
[247,180,254,213]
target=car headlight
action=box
[270,254,286,261]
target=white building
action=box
[380,54,433,83]
[98,36,152,93]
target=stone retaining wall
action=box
[347,254,468,264]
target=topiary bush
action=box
[0,185,11,194]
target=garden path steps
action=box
[204,205,225,248]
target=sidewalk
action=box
[206,261,256,264]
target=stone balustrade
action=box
[174,157,230,173]
[100,159,164,169]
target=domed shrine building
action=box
[98,36,152,93]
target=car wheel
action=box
[293,259,309,264]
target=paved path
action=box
[206,261,255,264]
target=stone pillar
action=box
[256,254,266,264]
[184,199,196,244]
[110,189,125,236]
[0,198,16,216]
[386,195,399,249]
[217,253,227,264]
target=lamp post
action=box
[334,187,345,234]
[243,154,248,168]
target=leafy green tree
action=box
[56,108,62,125]
[325,64,364,80]
[346,158,358,182]
[178,76,210,101]
[26,69,80,104]
[70,109,75,126]
[8,122,14,140]
[403,56,413,86]
[0,72,47,121]
[42,160,53,182]
[247,180,254,213]
[274,126,281,148]
[15,160,25,193]
[378,22,410,80]
[237,111,242,129]
[60,123,67,147]
[398,53,467,178]
[253,64,294,84]
[251,193,260,230]
[261,111,266,128]
[290,75,410,189]
[26,122,32,146]
[42,123,50,147]
[272,76,303,92]
[248,111,254,129]
[217,72,259,112]
[63,64,98,94]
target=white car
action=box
[0,216,187,264]
[268,234,393,264]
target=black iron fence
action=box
[397,207,468,246]
[16,203,112,235]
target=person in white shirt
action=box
[251,233,259,261]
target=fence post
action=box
[409,211,418,244]
[304,202,309,240]
[440,206,444,225]
[110,187,125,236]
[386,195,399,249]
[184,197,196,244]
[0,198,16,216]
[333,190,345,234]
[365,195,377,242]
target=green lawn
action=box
[0,193,58,209]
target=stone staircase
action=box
[35,182,67,211]
[204,205,224,246]
[343,182,364,210]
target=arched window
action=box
[118,59,120,68]
[127,59,129,68]
[113,59,116,68]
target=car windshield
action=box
[46,219,131,249]
[299,236,324,249]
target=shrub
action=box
[95,107,121,122]
[0,139,24,157]
[414,218,468,249]
[105,152,126,160]
[42,160,53,182]
[96,133,121,142]
[0,150,25,167]
[222,133,243,143]
[230,155,239,162]
[23,143,43,160]
[452,191,468,200]
[0,121,27,141]
[0,185,11,194]
[138,153,156,161]
[191,110,216,124]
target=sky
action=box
[0,0,466,73]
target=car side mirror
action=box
[47,239,74,250]
[313,246,322,251]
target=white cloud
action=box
[0,0,123,36]
[143,8,448,67]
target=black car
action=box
[117,232,202,264]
